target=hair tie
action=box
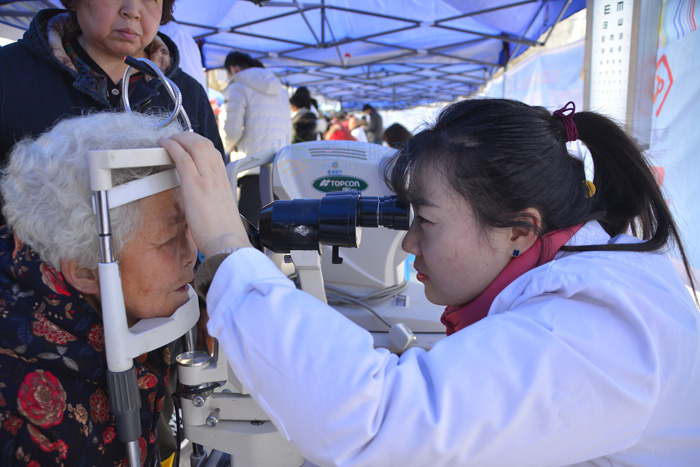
[584,180,596,198]
[553,101,578,142]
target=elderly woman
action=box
[0,0,224,222]
[0,112,196,466]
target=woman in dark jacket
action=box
[290,92,317,143]
[0,0,223,186]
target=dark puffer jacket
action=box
[0,9,224,165]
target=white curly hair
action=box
[0,111,184,271]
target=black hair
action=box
[294,87,319,111]
[384,98,696,295]
[290,92,312,110]
[295,86,311,97]
[224,51,264,71]
[382,123,412,149]
[362,104,374,112]
[60,0,176,25]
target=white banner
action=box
[480,39,585,111]
[649,26,700,267]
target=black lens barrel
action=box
[257,192,409,253]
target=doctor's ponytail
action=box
[569,110,696,293]
[385,98,696,297]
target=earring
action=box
[512,249,520,257]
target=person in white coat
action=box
[159,21,207,91]
[222,51,291,157]
[162,98,700,467]
[221,51,291,225]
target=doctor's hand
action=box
[161,132,252,257]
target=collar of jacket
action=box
[22,8,183,109]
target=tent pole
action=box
[321,0,325,45]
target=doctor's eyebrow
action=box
[407,193,437,208]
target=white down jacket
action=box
[222,67,292,157]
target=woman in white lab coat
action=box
[163,98,700,467]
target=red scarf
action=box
[441,224,583,335]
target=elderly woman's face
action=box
[118,188,196,326]
[74,0,163,61]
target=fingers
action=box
[160,133,231,198]
[161,132,223,176]
[160,132,252,257]
[159,136,197,181]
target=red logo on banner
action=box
[654,55,673,117]
[651,166,665,186]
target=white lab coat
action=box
[159,22,207,91]
[207,221,700,466]
[222,67,292,156]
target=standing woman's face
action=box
[73,0,163,63]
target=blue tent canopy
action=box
[0,0,585,109]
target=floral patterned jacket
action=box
[0,227,170,466]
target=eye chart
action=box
[586,0,663,147]
[588,0,636,121]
